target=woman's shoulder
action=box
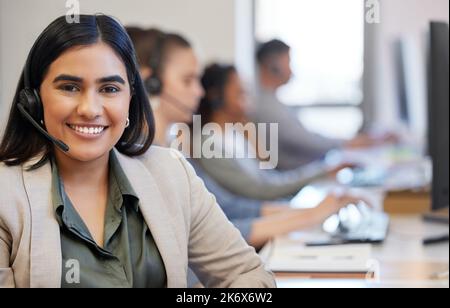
[0,162,26,215]
[124,146,196,213]
[136,145,186,168]
[119,146,193,181]
[0,162,23,184]
[140,145,184,160]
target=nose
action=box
[194,80,205,99]
[288,65,293,79]
[76,91,103,119]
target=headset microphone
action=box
[17,103,70,153]
[18,30,70,154]
[161,92,198,115]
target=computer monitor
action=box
[394,39,410,126]
[428,22,449,211]
[394,37,428,145]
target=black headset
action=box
[19,38,44,124]
[144,32,198,115]
[144,32,167,95]
[269,62,283,77]
[202,64,237,112]
[17,36,70,152]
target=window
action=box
[255,0,364,138]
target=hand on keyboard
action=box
[321,202,389,244]
[315,192,371,224]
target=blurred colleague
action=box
[252,39,394,170]
[127,27,363,249]
[125,27,203,144]
[0,16,275,288]
[195,64,348,201]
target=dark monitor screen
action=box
[394,39,410,126]
[428,22,449,210]
[394,37,428,142]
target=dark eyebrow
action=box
[53,74,83,83]
[96,75,126,85]
[52,74,126,85]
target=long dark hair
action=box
[0,15,155,169]
[197,63,237,125]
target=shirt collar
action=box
[109,150,139,212]
[50,159,65,226]
[51,150,140,224]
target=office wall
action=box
[0,0,5,135]
[0,0,254,136]
[363,0,449,130]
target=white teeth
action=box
[69,125,105,135]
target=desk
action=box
[270,210,449,288]
[271,146,448,287]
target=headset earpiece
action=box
[269,64,282,77]
[209,99,223,111]
[19,88,43,122]
[19,34,44,125]
[205,87,224,111]
[144,31,167,96]
[145,75,162,95]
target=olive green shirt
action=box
[51,151,167,288]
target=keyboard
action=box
[307,203,390,246]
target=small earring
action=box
[40,120,44,125]
[125,118,130,128]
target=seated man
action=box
[252,39,395,170]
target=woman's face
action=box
[223,71,248,118]
[40,42,132,162]
[160,47,203,124]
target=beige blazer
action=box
[0,146,275,288]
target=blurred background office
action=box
[1,0,448,288]
[0,0,448,147]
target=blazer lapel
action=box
[114,149,186,287]
[21,150,184,288]
[22,158,62,288]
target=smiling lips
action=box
[67,124,108,135]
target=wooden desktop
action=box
[270,191,449,288]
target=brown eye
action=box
[100,86,120,94]
[59,84,80,92]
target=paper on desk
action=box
[264,238,372,273]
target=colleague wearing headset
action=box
[252,39,397,170]
[195,64,352,201]
[125,27,203,144]
[0,15,275,288]
[126,28,365,249]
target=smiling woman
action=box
[1,15,153,169]
[0,14,275,288]
[40,42,135,164]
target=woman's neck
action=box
[54,149,109,191]
[153,105,172,147]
